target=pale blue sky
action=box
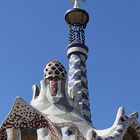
[0,0,140,129]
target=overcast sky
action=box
[0,0,140,129]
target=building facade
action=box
[0,0,140,140]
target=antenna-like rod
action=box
[70,0,87,8]
[73,0,80,8]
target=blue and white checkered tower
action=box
[65,2,92,124]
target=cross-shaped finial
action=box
[70,0,86,8]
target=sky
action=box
[0,0,140,129]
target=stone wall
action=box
[21,129,37,140]
[123,127,139,140]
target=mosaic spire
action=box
[65,3,92,124]
[0,1,140,140]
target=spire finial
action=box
[65,1,89,44]
[70,0,87,8]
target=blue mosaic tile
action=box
[83,114,92,123]
[65,129,72,136]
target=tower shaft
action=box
[65,5,92,123]
[67,43,92,123]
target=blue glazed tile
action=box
[65,129,73,136]
[74,75,81,80]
